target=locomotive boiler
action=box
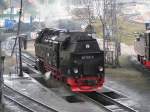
[134,31,150,69]
[34,28,105,92]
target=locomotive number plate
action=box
[81,56,94,60]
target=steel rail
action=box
[4,94,35,112]
[83,92,138,112]
[21,53,41,75]
[4,85,58,112]
[99,92,137,112]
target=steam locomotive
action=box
[34,28,104,92]
[134,31,150,69]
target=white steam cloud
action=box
[33,0,71,28]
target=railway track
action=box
[21,52,36,68]
[4,85,58,112]
[4,95,35,112]
[22,52,138,112]
[16,52,41,75]
[83,91,137,112]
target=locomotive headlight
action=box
[99,66,103,72]
[86,44,90,49]
[73,68,78,73]
[36,58,39,61]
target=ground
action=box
[105,54,150,112]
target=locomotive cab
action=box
[134,31,150,69]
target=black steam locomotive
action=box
[134,30,150,69]
[34,28,104,92]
